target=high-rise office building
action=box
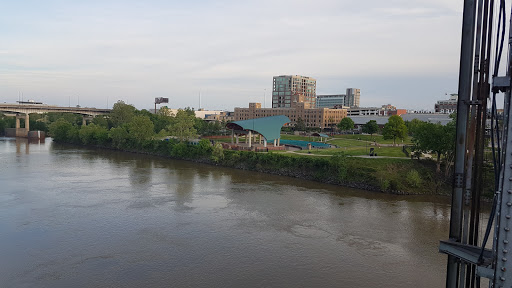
[272,75,316,108]
[346,88,360,108]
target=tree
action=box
[328,117,335,132]
[46,112,82,126]
[92,115,109,128]
[294,117,306,131]
[167,109,197,141]
[183,107,195,117]
[127,115,154,143]
[406,118,424,136]
[338,117,354,131]
[109,126,129,148]
[49,118,74,142]
[382,115,407,145]
[412,121,455,173]
[158,106,175,117]
[79,124,109,145]
[362,120,379,139]
[110,101,136,127]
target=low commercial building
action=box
[348,107,381,116]
[234,102,347,129]
[435,94,458,114]
[316,88,361,108]
[348,104,405,116]
[204,111,235,122]
[155,107,229,120]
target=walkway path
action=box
[285,150,410,159]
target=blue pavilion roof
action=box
[226,115,290,141]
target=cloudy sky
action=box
[1,0,466,111]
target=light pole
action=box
[264,88,266,108]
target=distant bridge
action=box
[0,103,111,137]
[0,103,110,117]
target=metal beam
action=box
[445,0,477,287]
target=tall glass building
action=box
[316,94,346,108]
[316,88,360,108]
[272,75,316,108]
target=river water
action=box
[0,137,464,287]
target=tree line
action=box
[46,101,227,147]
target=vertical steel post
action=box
[447,0,477,287]
[492,8,512,287]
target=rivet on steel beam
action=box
[502,267,507,272]
[501,277,506,281]
[504,249,509,253]
[509,189,512,194]
[505,240,509,244]
[507,215,511,219]
[506,227,511,232]
[503,257,508,262]
[507,202,512,207]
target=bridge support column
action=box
[248,131,252,148]
[82,116,93,126]
[25,114,29,131]
[15,114,29,137]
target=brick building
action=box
[234,102,347,129]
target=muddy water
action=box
[0,138,465,287]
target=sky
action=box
[0,0,467,111]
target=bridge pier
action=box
[82,115,94,126]
[15,114,29,137]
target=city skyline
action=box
[1,0,462,111]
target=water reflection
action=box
[12,137,44,154]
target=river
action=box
[0,137,467,287]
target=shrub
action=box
[406,169,422,187]
[380,179,390,191]
[171,142,188,158]
[211,143,224,163]
[330,152,348,181]
[198,139,212,155]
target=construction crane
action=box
[438,0,512,287]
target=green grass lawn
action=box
[332,134,413,145]
[327,138,369,147]
[295,146,408,157]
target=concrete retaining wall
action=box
[5,128,16,137]
[4,129,46,139]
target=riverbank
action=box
[50,136,456,196]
